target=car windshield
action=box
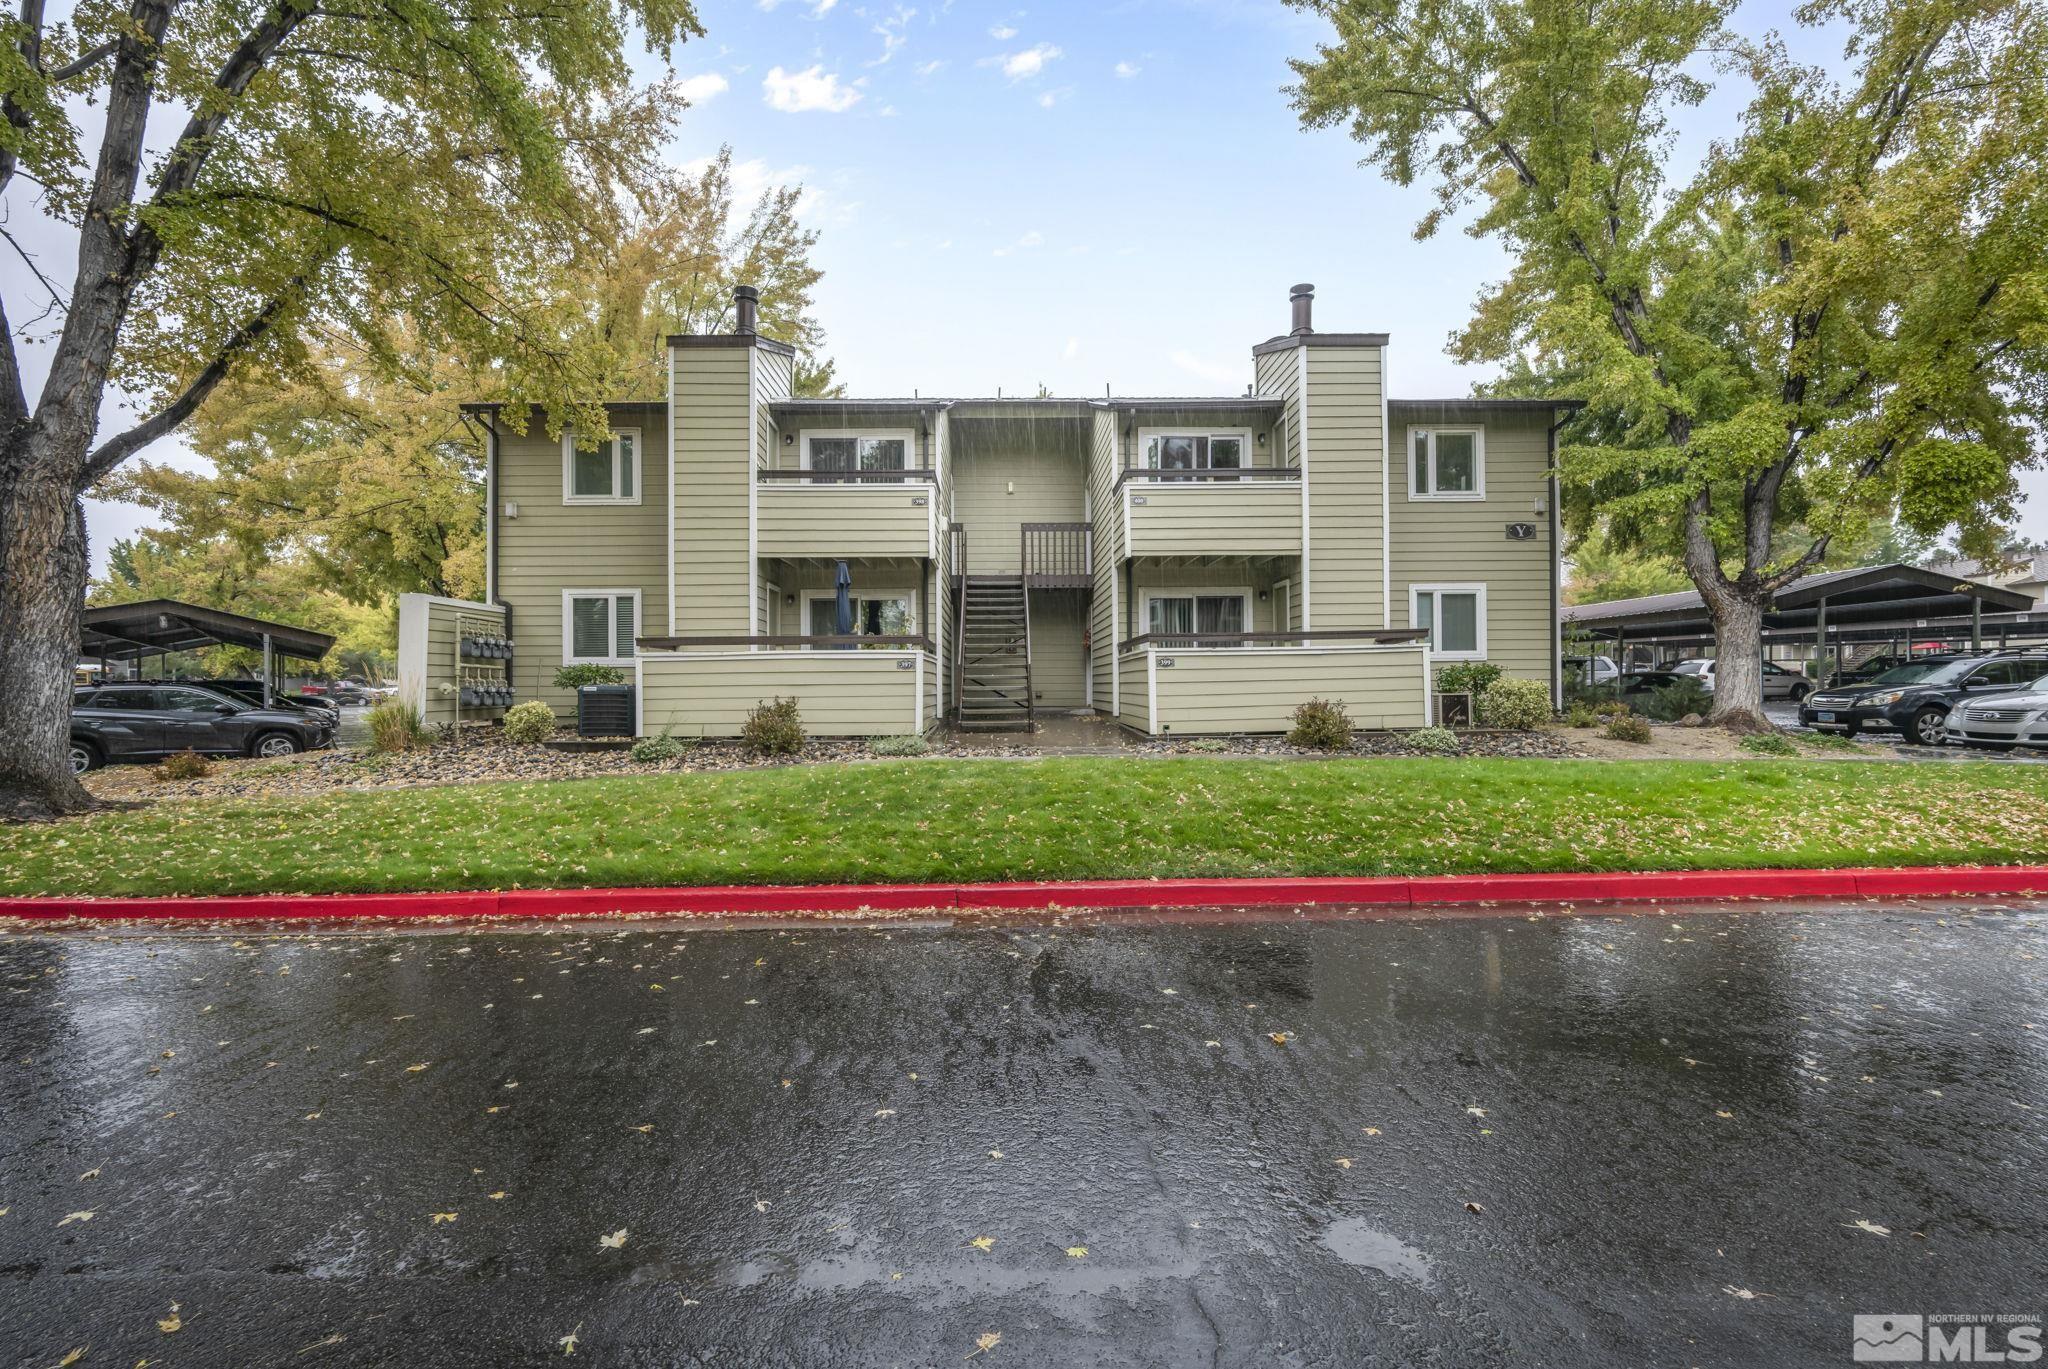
[1673,661,1710,674]
[1865,661,1970,687]
[2032,673,2048,693]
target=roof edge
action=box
[1251,332,1390,356]
[666,333,798,357]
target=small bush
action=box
[630,733,688,763]
[1564,701,1601,729]
[553,663,626,690]
[501,700,556,744]
[1594,699,1633,722]
[153,749,212,782]
[1435,660,1504,698]
[742,696,806,756]
[1638,677,1713,722]
[366,698,427,754]
[870,734,930,757]
[1406,726,1461,755]
[1739,733,1798,757]
[1604,714,1654,744]
[1801,730,1858,752]
[1288,697,1354,750]
[1185,737,1230,753]
[1477,677,1551,730]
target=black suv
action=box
[70,683,335,774]
[1799,652,2048,745]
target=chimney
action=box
[1289,283,1315,336]
[733,284,759,336]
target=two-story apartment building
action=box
[399,284,1573,738]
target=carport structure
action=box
[79,599,336,707]
[1562,563,2041,671]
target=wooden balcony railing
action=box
[1116,467,1303,486]
[638,634,935,652]
[757,469,938,484]
[1117,628,1428,653]
[1021,522,1092,588]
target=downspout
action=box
[460,406,515,694]
[1547,409,1569,710]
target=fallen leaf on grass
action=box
[598,1229,628,1250]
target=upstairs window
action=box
[563,428,641,505]
[564,590,639,664]
[1411,427,1483,499]
[1140,432,1247,471]
[803,431,912,477]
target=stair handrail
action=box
[951,523,966,720]
[1021,573,1035,730]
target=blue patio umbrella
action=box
[833,561,854,642]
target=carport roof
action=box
[79,599,336,662]
[1561,563,2034,638]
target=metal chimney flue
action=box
[1289,283,1315,336]
[733,284,759,336]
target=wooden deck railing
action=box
[1115,467,1302,486]
[1020,522,1092,588]
[1117,629,1428,653]
[637,634,935,651]
[756,469,938,484]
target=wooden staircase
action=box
[955,576,1034,731]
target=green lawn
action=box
[5,757,2048,898]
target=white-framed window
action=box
[802,592,917,648]
[1409,427,1484,500]
[1136,429,1250,472]
[562,589,640,665]
[801,430,914,477]
[1411,583,1487,659]
[562,428,641,505]
[1143,589,1252,644]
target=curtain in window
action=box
[1435,433,1476,492]
[860,437,906,471]
[613,595,635,658]
[810,437,857,471]
[1196,596,1244,635]
[572,597,612,658]
[573,444,613,497]
[616,436,634,498]
[1438,593,1478,653]
[1148,598,1195,634]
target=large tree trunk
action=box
[0,430,94,819]
[1702,586,1773,732]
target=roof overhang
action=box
[79,599,336,662]
[1562,564,2034,638]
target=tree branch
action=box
[79,272,315,486]
[0,288,26,423]
[46,39,121,82]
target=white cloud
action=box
[915,59,946,76]
[995,43,1062,81]
[810,0,838,14]
[1114,60,1140,78]
[868,5,915,65]
[992,229,1045,256]
[1062,337,1081,361]
[763,65,862,113]
[990,23,1017,38]
[674,72,730,104]
[1170,350,1244,388]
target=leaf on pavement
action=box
[966,1332,1002,1358]
[1065,1246,1087,1258]
[57,1211,94,1226]
[1848,1219,1890,1237]
[599,1228,628,1249]
[969,1236,996,1252]
[158,1302,183,1333]
[430,1212,458,1225]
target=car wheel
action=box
[1787,683,1811,702]
[1910,708,1948,747]
[69,740,101,775]
[253,731,303,759]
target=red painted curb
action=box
[3,865,2046,922]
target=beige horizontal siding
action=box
[1389,411,1554,686]
[1090,410,1120,718]
[1131,645,1429,735]
[495,408,668,716]
[1028,592,1089,709]
[757,484,937,561]
[637,652,929,738]
[951,444,1086,575]
[418,600,509,728]
[1304,346,1386,631]
[673,347,753,633]
[1116,653,1152,732]
[1126,481,1302,559]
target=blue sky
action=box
[43,0,2048,567]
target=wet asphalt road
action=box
[3,902,2045,1368]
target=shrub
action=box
[1406,726,1460,755]
[1434,660,1504,698]
[870,734,930,757]
[1477,677,1551,730]
[742,697,806,756]
[630,733,688,763]
[1739,732,1798,757]
[153,749,212,782]
[1594,699,1633,722]
[1186,737,1230,753]
[365,698,427,754]
[1801,730,1858,752]
[1564,701,1601,729]
[553,663,626,690]
[501,700,556,744]
[1288,697,1354,750]
[1638,677,1713,723]
[1604,714,1654,744]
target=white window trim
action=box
[799,590,918,649]
[561,427,643,506]
[1141,587,1254,644]
[1407,426,1486,501]
[798,429,917,473]
[561,588,641,666]
[1133,428,1254,475]
[1410,582,1488,660]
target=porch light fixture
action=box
[1257,433,1267,447]
[502,500,519,519]
[783,432,795,446]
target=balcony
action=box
[1115,630,1429,736]
[1119,468,1302,559]
[635,635,939,737]
[756,469,939,562]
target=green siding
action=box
[494,408,667,716]
[1389,411,1556,686]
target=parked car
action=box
[1826,654,1915,689]
[1945,671,2048,751]
[1617,670,1689,698]
[1669,658,1815,701]
[1799,652,2048,746]
[1564,656,1621,686]
[169,677,340,726]
[320,682,375,707]
[69,683,335,774]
